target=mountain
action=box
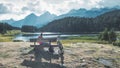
[56,7,119,19]
[11,13,38,27]
[40,10,120,33]
[1,19,15,25]
[35,12,57,27]
[1,7,120,28]
[7,12,57,28]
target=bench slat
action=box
[30,38,57,42]
[30,45,59,47]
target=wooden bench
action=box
[30,38,57,45]
[29,38,64,66]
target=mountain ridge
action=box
[9,12,57,28]
[40,10,120,33]
[1,7,120,28]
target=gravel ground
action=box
[0,42,120,68]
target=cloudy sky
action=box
[0,0,120,20]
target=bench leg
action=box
[30,56,34,61]
[49,54,52,63]
[60,54,64,66]
[50,58,52,63]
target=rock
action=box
[60,64,65,67]
[0,63,5,68]
[82,59,86,62]
[0,63,3,66]
[97,58,113,68]
[101,45,104,48]
[84,50,96,54]
[80,63,87,67]
[103,50,114,54]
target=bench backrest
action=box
[30,38,57,42]
[44,38,57,42]
[30,38,37,42]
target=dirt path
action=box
[0,42,120,68]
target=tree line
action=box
[0,22,38,33]
[0,10,120,33]
[0,23,20,34]
[21,25,38,32]
[40,10,120,33]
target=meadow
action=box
[0,30,21,42]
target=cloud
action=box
[0,3,10,14]
[0,0,120,20]
[22,0,42,14]
[98,0,120,7]
[22,0,103,15]
[43,0,69,4]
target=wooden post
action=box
[50,54,52,63]
[49,40,52,63]
[34,41,36,45]
[61,54,64,66]
[57,40,64,66]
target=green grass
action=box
[61,35,117,45]
[0,30,21,42]
[67,36,98,40]
[0,36,13,42]
[61,35,98,44]
[4,30,21,36]
[0,52,10,58]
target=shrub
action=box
[113,41,120,47]
[99,28,117,43]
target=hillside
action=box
[0,23,20,33]
[40,10,120,33]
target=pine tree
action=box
[101,28,109,41]
[99,28,117,43]
[108,29,117,43]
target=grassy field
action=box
[0,30,99,42]
[61,35,99,44]
[0,30,21,42]
[0,30,120,46]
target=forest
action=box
[0,10,120,33]
[0,23,20,34]
[40,10,120,33]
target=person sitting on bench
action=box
[37,33,50,46]
[37,33,43,45]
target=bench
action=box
[30,38,57,45]
[29,38,64,65]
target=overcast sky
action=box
[0,0,120,20]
